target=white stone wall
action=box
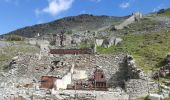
[96,39,104,46]
[73,70,88,80]
[115,12,143,30]
[55,73,72,90]
[53,64,74,90]
[115,16,135,30]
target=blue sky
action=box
[0,0,170,35]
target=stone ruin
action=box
[95,36,122,48]
[114,12,143,30]
[124,55,158,99]
[0,35,162,100]
[0,50,161,99]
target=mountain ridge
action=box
[2,14,127,38]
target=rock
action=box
[165,53,170,63]
[125,79,149,99]
[96,39,104,46]
[114,38,122,46]
[148,94,164,100]
[12,56,19,61]
[102,37,122,48]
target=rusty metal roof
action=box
[49,49,93,54]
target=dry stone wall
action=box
[114,12,143,30]
[124,55,158,99]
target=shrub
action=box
[5,34,24,41]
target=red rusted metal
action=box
[91,68,107,90]
[67,68,108,91]
[50,49,92,54]
[40,76,61,89]
[93,69,106,82]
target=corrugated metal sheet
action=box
[50,49,93,54]
[40,76,61,89]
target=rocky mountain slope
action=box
[2,14,126,38]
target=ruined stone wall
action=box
[114,12,143,30]
[95,54,126,87]
[50,53,126,88]
[124,55,158,99]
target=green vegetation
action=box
[115,18,161,34]
[135,96,148,100]
[5,34,24,41]
[79,40,94,49]
[157,8,170,18]
[65,30,73,35]
[97,30,170,73]
[79,42,93,49]
[0,44,39,61]
[165,97,170,100]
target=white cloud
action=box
[36,0,74,16]
[119,2,130,9]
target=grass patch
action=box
[135,96,148,100]
[165,97,170,100]
[5,34,25,41]
[0,44,39,61]
[116,18,161,34]
[79,41,94,49]
[97,30,170,73]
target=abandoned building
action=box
[40,66,107,91]
[67,67,107,91]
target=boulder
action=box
[148,94,164,100]
[165,53,170,63]
[102,37,122,48]
[96,39,104,46]
[114,38,122,46]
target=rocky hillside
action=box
[3,14,126,38]
[97,8,170,73]
[157,8,170,18]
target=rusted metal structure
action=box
[40,76,61,89]
[92,68,107,90]
[67,68,108,91]
[88,68,107,90]
[50,49,93,54]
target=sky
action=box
[0,0,170,35]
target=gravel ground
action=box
[0,41,11,48]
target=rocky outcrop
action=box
[165,53,170,63]
[102,37,122,48]
[153,53,170,78]
[125,55,146,79]
[96,39,104,46]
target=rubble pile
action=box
[153,53,170,78]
